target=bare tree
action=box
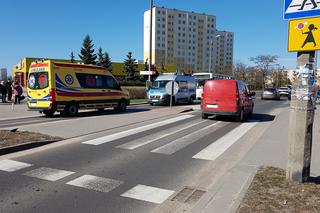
[249,55,279,89]
[234,61,248,82]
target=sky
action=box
[0,0,296,74]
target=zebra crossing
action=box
[0,159,175,204]
[82,114,257,161]
[0,115,258,205]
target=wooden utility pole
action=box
[286,51,316,182]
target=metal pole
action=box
[148,0,153,82]
[170,80,174,110]
[287,51,316,182]
[209,39,212,73]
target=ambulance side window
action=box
[105,76,120,90]
[76,73,104,89]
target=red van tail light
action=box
[49,88,56,102]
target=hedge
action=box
[122,86,147,99]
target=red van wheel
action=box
[237,109,244,122]
[202,113,208,119]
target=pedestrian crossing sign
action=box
[288,17,320,51]
[284,0,320,19]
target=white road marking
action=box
[66,175,123,193]
[193,122,258,161]
[82,115,195,145]
[121,184,175,204]
[0,159,32,172]
[116,120,205,150]
[151,121,224,155]
[23,167,75,181]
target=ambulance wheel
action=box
[115,99,127,112]
[43,110,54,117]
[66,103,78,116]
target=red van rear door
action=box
[203,80,238,112]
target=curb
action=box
[0,140,60,156]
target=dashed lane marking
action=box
[121,184,175,204]
[23,167,75,181]
[82,115,195,145]
[192,122,258,161]
[0,159,32,172]
[66,175,124,193]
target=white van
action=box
[147,74,196,105]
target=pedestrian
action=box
[0,81,7,103]
[12,80,23,104]
[6,79,12,101]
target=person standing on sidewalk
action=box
[12,80,23,104]
[6,79,12,101]
[0,81,7,103]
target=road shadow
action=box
[307,176,320,184]
[48,107,151,119]
[208,113,275,123]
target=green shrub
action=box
[122,86,147,99]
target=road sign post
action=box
[165,81,179,110]
[286,51,317,182]
[285,1,318,182]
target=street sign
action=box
[165,81,179,95]
[140,71,156,75]
[284,0,320,20]
[288,17,320,51]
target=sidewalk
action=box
[5,105,194,138]
[197,106,320,213]
[0,102,39,120]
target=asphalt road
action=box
[0,98,290,213]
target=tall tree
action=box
[249,55,279,89]
[103,52,112,72]
[79,35,97,65]
[123,52,138,80]
[97,47,104,66]
[70,52,75,63]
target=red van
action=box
[201,79,255,121]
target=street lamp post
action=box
[148,0,154,82]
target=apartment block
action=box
[215,31,234,76]
[0,68,7,82]
[144,7,234,75]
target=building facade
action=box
[144,7,234,74]
[0,68,8,82]
[215,31,234,76]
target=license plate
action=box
[29,103,37,107]
[152,100,159,102]
[207,104,218,109]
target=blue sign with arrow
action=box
[284,0,320,19]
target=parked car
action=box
[278,87,291,100]
[201,79,255,121]
[147,74,196,105]
[261,88,280,100]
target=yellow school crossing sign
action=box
[288,17,320,52]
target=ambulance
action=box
[27,60,129,116]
